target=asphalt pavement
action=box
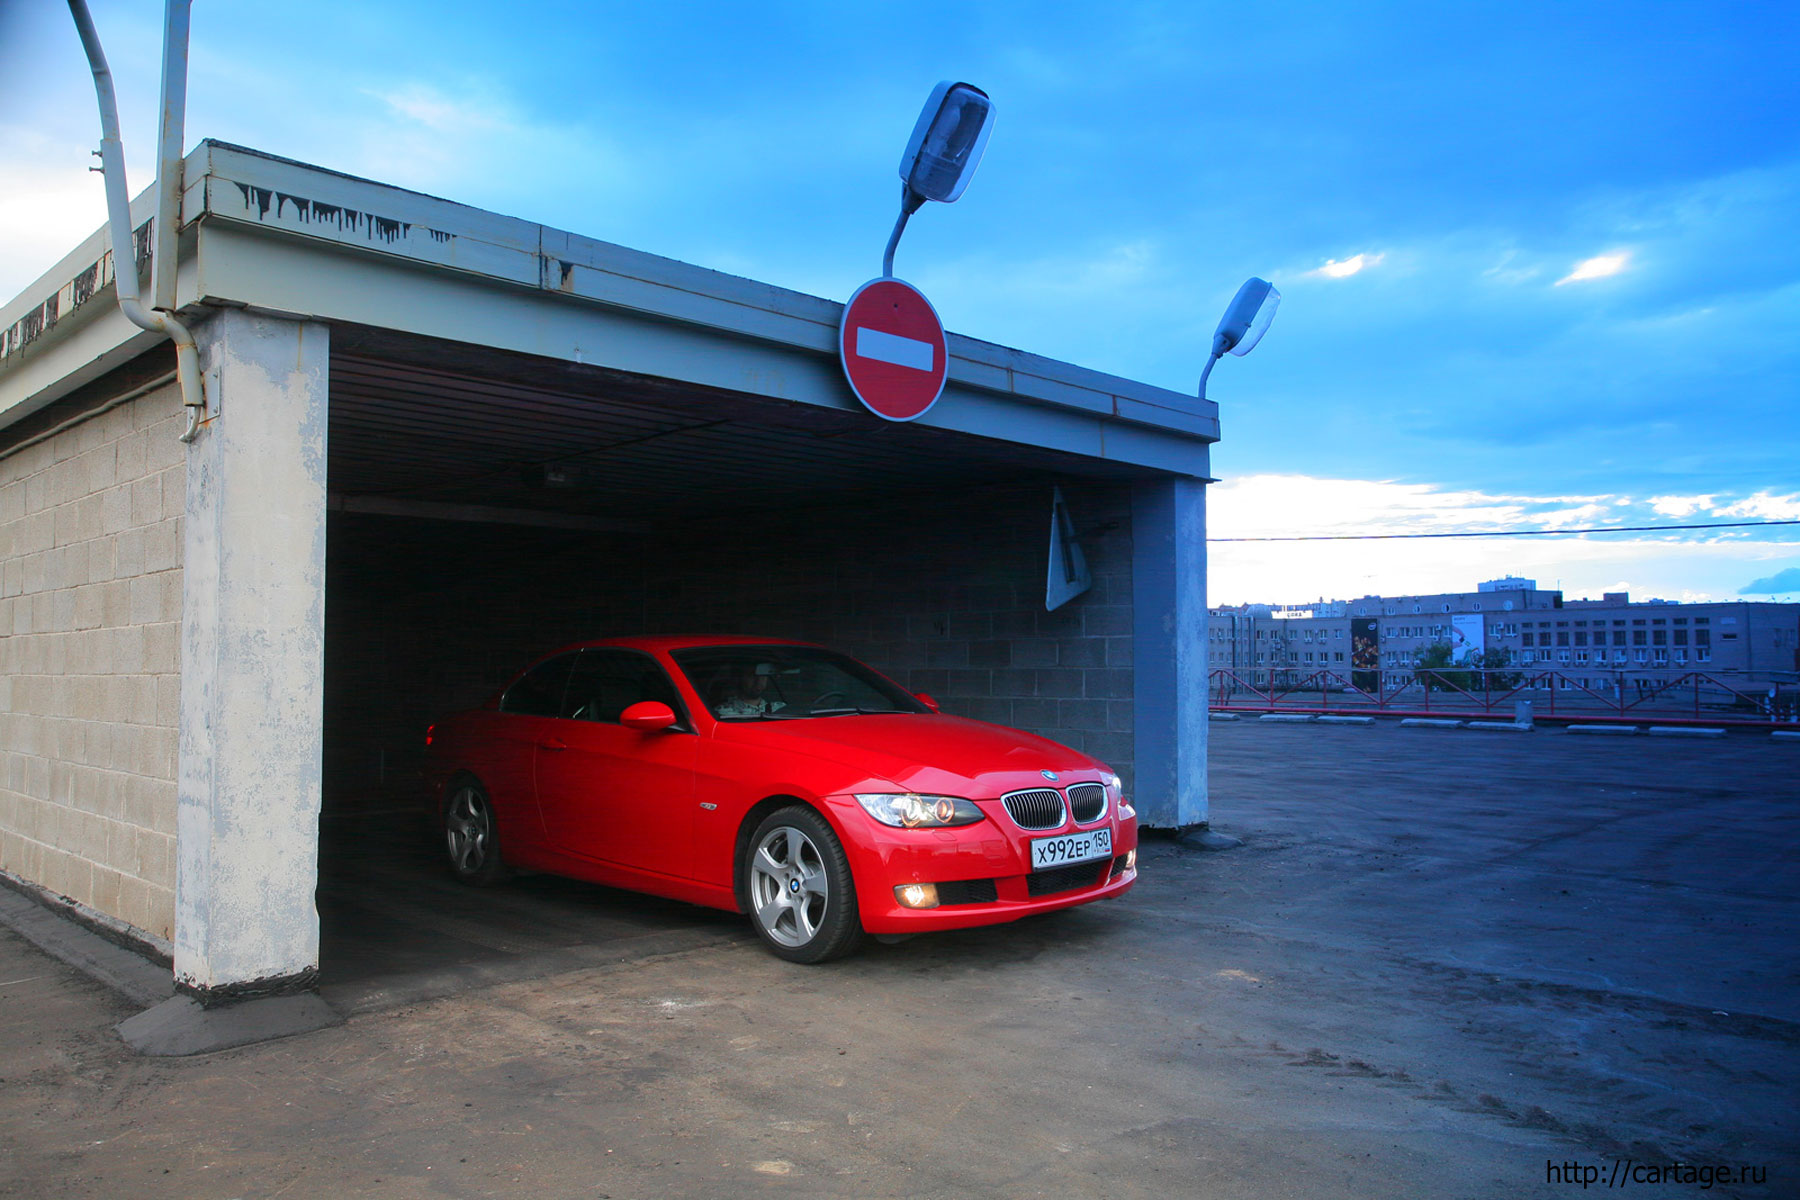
[2,720,1795,1198]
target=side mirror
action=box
[620,701,679,732]
[915,692,941,713]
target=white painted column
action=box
[1131,478,1208,829]
[175,310,328,1000]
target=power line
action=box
[1210,518,1800,543]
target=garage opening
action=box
[316,326,1162,988]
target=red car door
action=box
[534,649,699,879]
[479,651,581,852]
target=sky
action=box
[3,0,1797,606]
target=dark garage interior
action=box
[319,326,1159,817]
[313,326,1161,983]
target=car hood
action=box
[717,712,1108,796]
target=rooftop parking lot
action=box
[3,719,1795,1198]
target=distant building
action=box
[1210,581,1800,691]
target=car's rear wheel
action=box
[744,806,862,963]
[444,777,505,885]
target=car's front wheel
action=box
[743,806,862,963]
[443,777,505,885]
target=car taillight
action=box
[424,723,435,747]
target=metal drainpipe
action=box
[67,0,205,443]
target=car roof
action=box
[547,635,826,656]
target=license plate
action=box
[1030,828,1112,870]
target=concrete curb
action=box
[0,885,173,1009]
[1,873,343,1057]
[117,993,342,1057]
[1567,724,1638,735]
[1399,718,1465,729]
[1316,715,1375,725]
[1174,827,1243,851]
[1209,712,1241,722]
[1258,713,1316,723]
[1466,721,1532,732]
[1647,726,1726,738]
[1771,730,1800,741]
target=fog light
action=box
[895,883,940,909]
[1111,849,1137,878]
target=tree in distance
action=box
[1413,642,1523,693]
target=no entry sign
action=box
[838,277,949,422]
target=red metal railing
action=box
[1209,665,1800,729]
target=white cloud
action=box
[1714,491,1800,520]
[1555,250,1631,285]
[1205,475,1800,607]
[0,130,155,304]
[1649,494,1716,518]
[369,85,493,133]
[1209,475,1617,541]
[1309,252,1385,279]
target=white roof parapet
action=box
[5,141,1219,467]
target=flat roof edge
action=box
[4,141,1217,443]
[188,143,1214,433]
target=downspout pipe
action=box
[152,0,189,315]
[67,0,205,443]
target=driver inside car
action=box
[713,662,787,719]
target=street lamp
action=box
[1198,276,1281,399]
[883,82,995,277]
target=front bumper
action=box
[822,795,1139,935]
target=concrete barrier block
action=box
[1399,718,1465,729]
[1771,730,1800,742]
[118,993,340,1057]
[1316,715,1375,725]
[1258,713,1316,723]
[1208,712,1240,722]
[1567,724,1638,735]
[1467,720,1531,731]
[1647,727,1726,738]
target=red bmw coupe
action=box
[423,636,1138,962]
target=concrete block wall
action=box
[0,383,185,945]
[634,482,1138,775]
[325,479,1138,806]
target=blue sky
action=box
[3,0,1796,604]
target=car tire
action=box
[443,777,506,885]
[743,806,863,964]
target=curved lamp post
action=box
[882,82,995,277]
[1198,277,1281,399]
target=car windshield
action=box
[671,645,928,721]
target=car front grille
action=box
[935,878,1000,906]
[1027,861,1108,897]
[1068,783,1106,823]
[1002,788,1066,830]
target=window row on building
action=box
[1209,580,1795,684]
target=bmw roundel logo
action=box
[1041,770,1059,782]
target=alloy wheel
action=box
[748,825,830,947]
[445,784,493,877]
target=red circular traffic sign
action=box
[838,277,949,422]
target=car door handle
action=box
[538,738,567,751]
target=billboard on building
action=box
[1351,618,1379,691]
[1450,613,1485,664]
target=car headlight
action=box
[855,793,985,828]
[1106,774,1135,819]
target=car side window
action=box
[562,650,683,724]
[499,653,577,717]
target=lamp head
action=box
[1213,277,1281,358]
[899,82,995,205]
